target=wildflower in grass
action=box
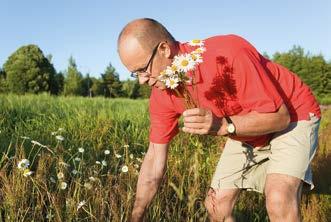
[50,177,56,183]
[130,154,134,159]
[95,161,101,165]
[31,140,47,147]
[23,169,33,177]
[124,144,129,148]
[57,172,64,180]
[60,181,67,190]
[21,136,30,140]
[58,128,65,131]
[51,132,57,136]
[121,165,129,173]
[72,169,78,175]
[78,147,84,153]
[77,200,86,211]
[104,150,110,155]
[17,159,30,170]
[74,157,81,162]
[89,176,96,182]
[115,153,122,158]
[101,160,107,166]
[84,182,92,190]
[56,135,64,141]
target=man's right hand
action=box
[131,142,169,221]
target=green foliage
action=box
[3,45,57,94]
[101,63,123,97]
[122,79,141,99]
[272,46,331,98]
[63,57,83,96]
[0,67,8,93]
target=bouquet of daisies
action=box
[157,39,206,108]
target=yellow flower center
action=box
[192,39,201,44]
[181,60,189,67]
[191,54,197,61]
[171,65,178,71]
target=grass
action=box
[0,94,330,221]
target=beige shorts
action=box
[210,114,321,193]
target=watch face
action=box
[227,124,236,134]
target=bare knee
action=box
[204,188,239,221]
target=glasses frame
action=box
[130,42,162,78]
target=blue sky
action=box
[0,0,330,80]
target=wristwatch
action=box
[224,116,236,135]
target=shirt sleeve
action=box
[149,88,180,144]
[233,47,283,113]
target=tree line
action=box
[0,44,330,100]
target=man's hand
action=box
[182,108,224,135]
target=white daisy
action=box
[101,160,107,166]
[78,147,84,153]
[165,77,180,89]
[95,161,101,165]
[190,53,203,63]
[57,172,64,180]
[17,159,30,170]
[74,157,81,162]
[55,135,64,141]
[121,165,129,173]
[115,154,122,158]
[60,181,67,190]
[193,47,206,54]
[129,154,134,159]
[104,150,110,155]
[77,200,86,211]
[174,54,196,72]
[188,39,204,47]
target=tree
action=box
[0,67,8,93]
[63,56,83,96]
[3,44,56,94]
[53,71,65,95]
[272,46,331,98]
[122,79,141,99]
[90,77,104,97]
[81,74,93,97]
[101,63,123,98]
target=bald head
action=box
[118,18,176,52]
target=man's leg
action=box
[204,188,240,222]
[264,173,303,222]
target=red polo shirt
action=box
[149,35,321,147]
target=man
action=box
[117,18,321,222]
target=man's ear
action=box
[159,42,172,58]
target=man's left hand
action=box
[182,108,224,136]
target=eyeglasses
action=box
[130,42,161,78]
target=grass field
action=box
[0,94,330,221]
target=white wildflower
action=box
[77,200,86,211]
[60,181,67,190]
[104,150,110,155]
[55,135,64,141]
[95,161,101,165]
[115,153,122,158]
[78,147,84,153]
[57,172,64,180]
[72,169,78,175]
[121,165,129,173]
[50,177,56,183]
[74,157,81,162]
[129,154,134,159]
[101,160,107,166]
[17,159,30,170]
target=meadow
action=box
[0,94,330,221]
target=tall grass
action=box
[0,94,330,221]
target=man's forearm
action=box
[219,104,291,136]
[131,143,169,221]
